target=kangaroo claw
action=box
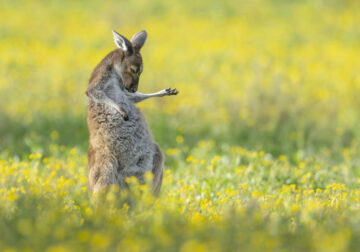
[166,88,178,95]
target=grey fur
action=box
[86,31,178,196]
[131,30,147,51]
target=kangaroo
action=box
[85,30,178,196]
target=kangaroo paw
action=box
[165,88,178,95]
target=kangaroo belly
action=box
[113,109,154,171]
[88,103,154,173]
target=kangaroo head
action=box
[112,30,147,93]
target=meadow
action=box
[1,0,360,251]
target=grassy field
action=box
[1,0,360,251]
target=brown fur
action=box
[85,30,177,196]
[152,143,164,196]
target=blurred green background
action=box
[0,0,359,161]
[2,1,360,251]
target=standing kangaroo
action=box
[85,30,178,195]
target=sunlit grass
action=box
[1,0,360,251]
[1,140,360,251]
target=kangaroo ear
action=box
[131,30,147,51]
[112,30,132,52]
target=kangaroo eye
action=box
[130,68,137,74]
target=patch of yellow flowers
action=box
[1,140,360,251]
[1,0,360,251]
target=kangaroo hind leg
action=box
[88,150,120,194]
[152,144,164,197]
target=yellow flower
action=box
[176,135,184,143]
[252,191,264,198]
[166,148,180,156]
[211,156,221,164]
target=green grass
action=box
[1,0,360,251]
